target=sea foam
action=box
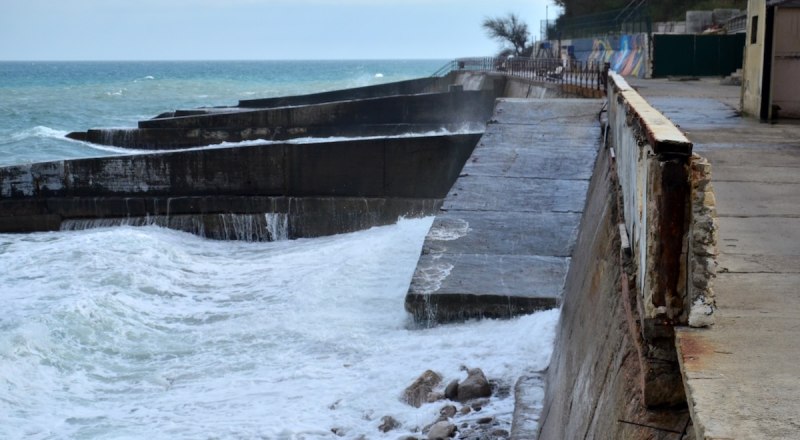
[0,219,558,439]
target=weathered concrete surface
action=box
[405,98,601,323]
[0,134,478,237]
[538,143,692,440]
[631,77,800,440]
[238,76,451,108]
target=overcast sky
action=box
[1,0,561,60]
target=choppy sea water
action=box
[0,60,446,166]
[0,61,559,439]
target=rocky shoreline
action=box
[376,367,514,440]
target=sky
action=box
[0,0,561,61]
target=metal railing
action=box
[433,57,611,93]
[725,13,747,34]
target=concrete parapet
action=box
[538,145,691,440]
[609,71,694,324]
[608,71,694,407]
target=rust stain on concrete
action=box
[677,332,715,371]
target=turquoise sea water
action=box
[0,60,446,166]
[0,60,559,439]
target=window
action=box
[751,16,759,44]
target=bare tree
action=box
[482,13,532,57]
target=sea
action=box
[0,60,559,439]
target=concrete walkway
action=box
[630,78,800,439]
[405,98,602,323]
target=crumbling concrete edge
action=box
[609,72,693,154]
[687,155,719,328]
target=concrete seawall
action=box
[537,142,692,439]
[0,134,479,238]
[536,73,706,438]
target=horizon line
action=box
[0,57,463,63]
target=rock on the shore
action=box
[440,404,457,419]
[444,379,459,400]
[378,415,400,433]
[403,370,443,408]
[427,421,457,440]
[457,368,492,402]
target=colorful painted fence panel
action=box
[571,34,649,78]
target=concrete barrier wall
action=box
[237,76,452,108]
[0,134,479,236]
[68,90,495,149]
[139,90,496,131]
[607,72,694,407]
[538,143,691,440]
[538,72,697,438]
[609,72,693,332]
[70,82,495,149]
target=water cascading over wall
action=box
[60,213,290,242]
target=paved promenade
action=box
[630,78,800,439]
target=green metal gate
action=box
[652,34,746,77]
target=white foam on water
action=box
[62,124,485,158]
[0,219,559,439]
[3,126,71,144]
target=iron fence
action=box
[433,57,610,93]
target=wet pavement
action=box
[630,77,800,440]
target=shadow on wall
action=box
[571,34,649,78]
